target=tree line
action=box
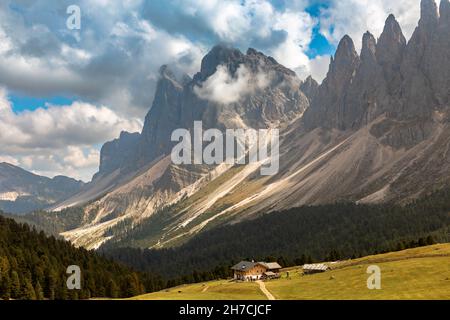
[0,214,166,300]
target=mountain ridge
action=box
[0,162,84,214]
[39,0,450,250]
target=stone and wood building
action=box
[231,261,282,281]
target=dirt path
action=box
[257,281,275,300]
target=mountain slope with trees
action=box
[104,188,450,279]
[0,213,166,300]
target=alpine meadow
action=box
[0,0,449,313]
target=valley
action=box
[130,244,450,300]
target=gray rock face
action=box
[376,14,406,91]
[303,35,360,130]
[120,44,308,170]
[94,131,141,180]
[0,163,84,214]
[303,0,449,139]
[428,0,450,107]
[300,76,319,102]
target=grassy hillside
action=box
[130,280,266,300]
[266,244,450,300]
[130,244,450,300]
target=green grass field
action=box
[130,280,266,300]
[130,244,450,300]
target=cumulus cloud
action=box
[194,64,270,104]
[308,55,331,83]
[318,0,426,51]
[0,0,206,118]
[142,0,316,79]
[0,88,141,181]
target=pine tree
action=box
[10,270,21,299]
[426,235,436,245]
[0,272,11,300]
[107,279,119,298]
[35,281,44,300]
[20,277,36,300]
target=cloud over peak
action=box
[194,64,270,105]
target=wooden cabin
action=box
[231,261,282,281]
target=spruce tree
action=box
[0,273,11,300]
[35,281,44,300]
[20,277,36,300]
[10,270,21,299]
[107,279,119,298]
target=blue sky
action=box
[0,0,426,180]
[9,95,76,113]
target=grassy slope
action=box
[130,280,266,300]
[130,244,450,300]
[267,244,450,300]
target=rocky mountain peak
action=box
[361,31,377,63]
[197,44,244,80]
[440,0,450,24]
[159,65,191,87]
[381,14,406,45]
[419,0,439,29]
[327,35,359,90]
[376,14,406,75]
[94,131,141,180]
[300,76,319,101]
[333,35,359,68]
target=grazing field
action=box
[130,280,266,300]
[130,244,450,300]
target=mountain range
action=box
[0,162,84,214]
[2,0,449,251]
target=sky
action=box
[0,0,430,181]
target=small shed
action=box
[262,271,280,280]
[302,263,330,274]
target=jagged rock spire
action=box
[327,35,360,91]
[440,0,450,24]
[379,14,406,45]
[419,0,439,29]
[376,14,406,71]
[332,35,359,68]
[198,44,244,80]
[300,76,319,101]
[361,31,377,63]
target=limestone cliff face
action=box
[300,76,319,102]
[93,131,140,181]
[302,35,360,130]
[303,0,449,141]
[132,45,309,169]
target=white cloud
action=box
[308,55,331,83]
[0,1,206,119]
[272,10,315,71]
[0,88,142,181]
[194,64,270,104]
[141,0,318,80]
[0,155,19,166]
[319,0,425,51]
